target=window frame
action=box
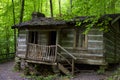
[60,29,75,49]
[28,31,38,44]
[74,29,87,50]
[60,28,87,50]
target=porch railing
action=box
[27,43,57,62]
[57,44,77,75]
[26,43,77,75]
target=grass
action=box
[106,68,120,80]
[22,74,72,80]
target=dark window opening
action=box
[60,29,86,49]
[60,29,75,48]
[119,20,120,32]
[49,31,56,45]
[76,29,86,48]
[29,31,38,44]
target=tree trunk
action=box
[12,0,16,52]
[58,0,61,16]
[37,0,40,12]
[70,0,72,13]
[40,0,43,12]
[45,1,48,13]
[19,0,25,23]
[50,0,53,17]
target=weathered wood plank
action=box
[88,36,103,40]
[88,47,103,50]
[88,29,103,35]
[76,58,107,65]
[26,60,57,65]
[60,29,75,47]
[38,32,48,45]
[88,35,102,37]
[17,31,27,58]
[27,43,57,62]
[88,40,103,43]
[58,63,71,75]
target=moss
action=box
[14,57,21,71]
[97,65,107,74]
[107,68,120,80]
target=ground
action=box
[0,61,111,80]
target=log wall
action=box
[17,30,27,58]
[38,32,49,45]
[104,21,120,63]
[59,28,106,65]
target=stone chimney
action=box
[32,12,45,19]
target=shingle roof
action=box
[12,12,66,29]
[12,13,120,29]
[12,17,66,28]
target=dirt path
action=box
[0,61,29,80]
[0,61,110,80]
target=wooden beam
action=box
[111,16,120,25]
[19,0,25,23]
[57,44,77,60]
[58,63,70,75]
[49,0,53,17]
[72,59,74,75]
[26,60,57,65]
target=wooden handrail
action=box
[26,43,76,75]
[57,44,77,60]
[57,52,72,66]
[57,44,76,75]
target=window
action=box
[60,29,86,49]
[75,29,86,49]
[60,29,75,48]
[29,31,38,44]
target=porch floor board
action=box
[25,59,57,65]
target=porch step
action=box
[58,63,71,75]
[58,62,80,75]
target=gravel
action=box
[0,61,111,80]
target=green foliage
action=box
[25,75,71,80]
[26,75,57,80]
[107,68,120,80]
[75,15,112,34]
[97,66,106,74]
[0,0,120,59]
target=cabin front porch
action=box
[24,43,77,75]
[26,43,57,64]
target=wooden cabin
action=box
[12,12,120,75]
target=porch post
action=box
[25,29,29,58]
[55,30,60,62]
[72,59,75,75]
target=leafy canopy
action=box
[0,0,120,53]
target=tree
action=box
[0,0,120,57]
[70,0,72,13]
[12,0,16,52]
[19,0,25,23]
[58,0,61,16]
[50,0,53,17]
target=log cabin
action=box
[12,12,120,75]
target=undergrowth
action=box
[26,75,71,80]
[107,68,120,80]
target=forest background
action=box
[0,0,120,58]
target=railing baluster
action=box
[51,46,52,61]
[27,43,57,63]
[41,45,43,61]
[48,46,50,61]
[72,59,74,75]
[57,44,77,75]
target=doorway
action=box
[49,31,57,45]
